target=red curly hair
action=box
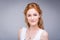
[24,2,44,29]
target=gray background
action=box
[0,0,60,40]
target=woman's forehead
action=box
[27,8,38,14]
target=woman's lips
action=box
[31,20,35,22]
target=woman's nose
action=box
[31,17,33,19]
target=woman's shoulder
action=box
[41,29,48,36]
[18,27,23,40]
[18,27,27,33]
[40,29,48,39]
[18,27,22,34]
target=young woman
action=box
[18,2,48,40]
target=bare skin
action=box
[18,8,48,40]
[18,25,48,40]
[25,24,40,40]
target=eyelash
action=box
[28,14,37,17]
[27,15,31,17]
[33,14,37,16]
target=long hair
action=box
[24,2,44,29]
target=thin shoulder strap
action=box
[20,27,27,40]
[33,29,44,40]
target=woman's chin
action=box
[30,23,37,26]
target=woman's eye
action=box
[33,14,37,16]
[28,14,31,17]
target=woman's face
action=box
[26,8,40,26]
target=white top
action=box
[20,27,44,40]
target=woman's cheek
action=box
[27,17,31,22]
[35,17,39,22]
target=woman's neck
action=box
[28,24,39,31]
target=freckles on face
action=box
[26,8,40,25]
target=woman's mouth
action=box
[31,20,35,22]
